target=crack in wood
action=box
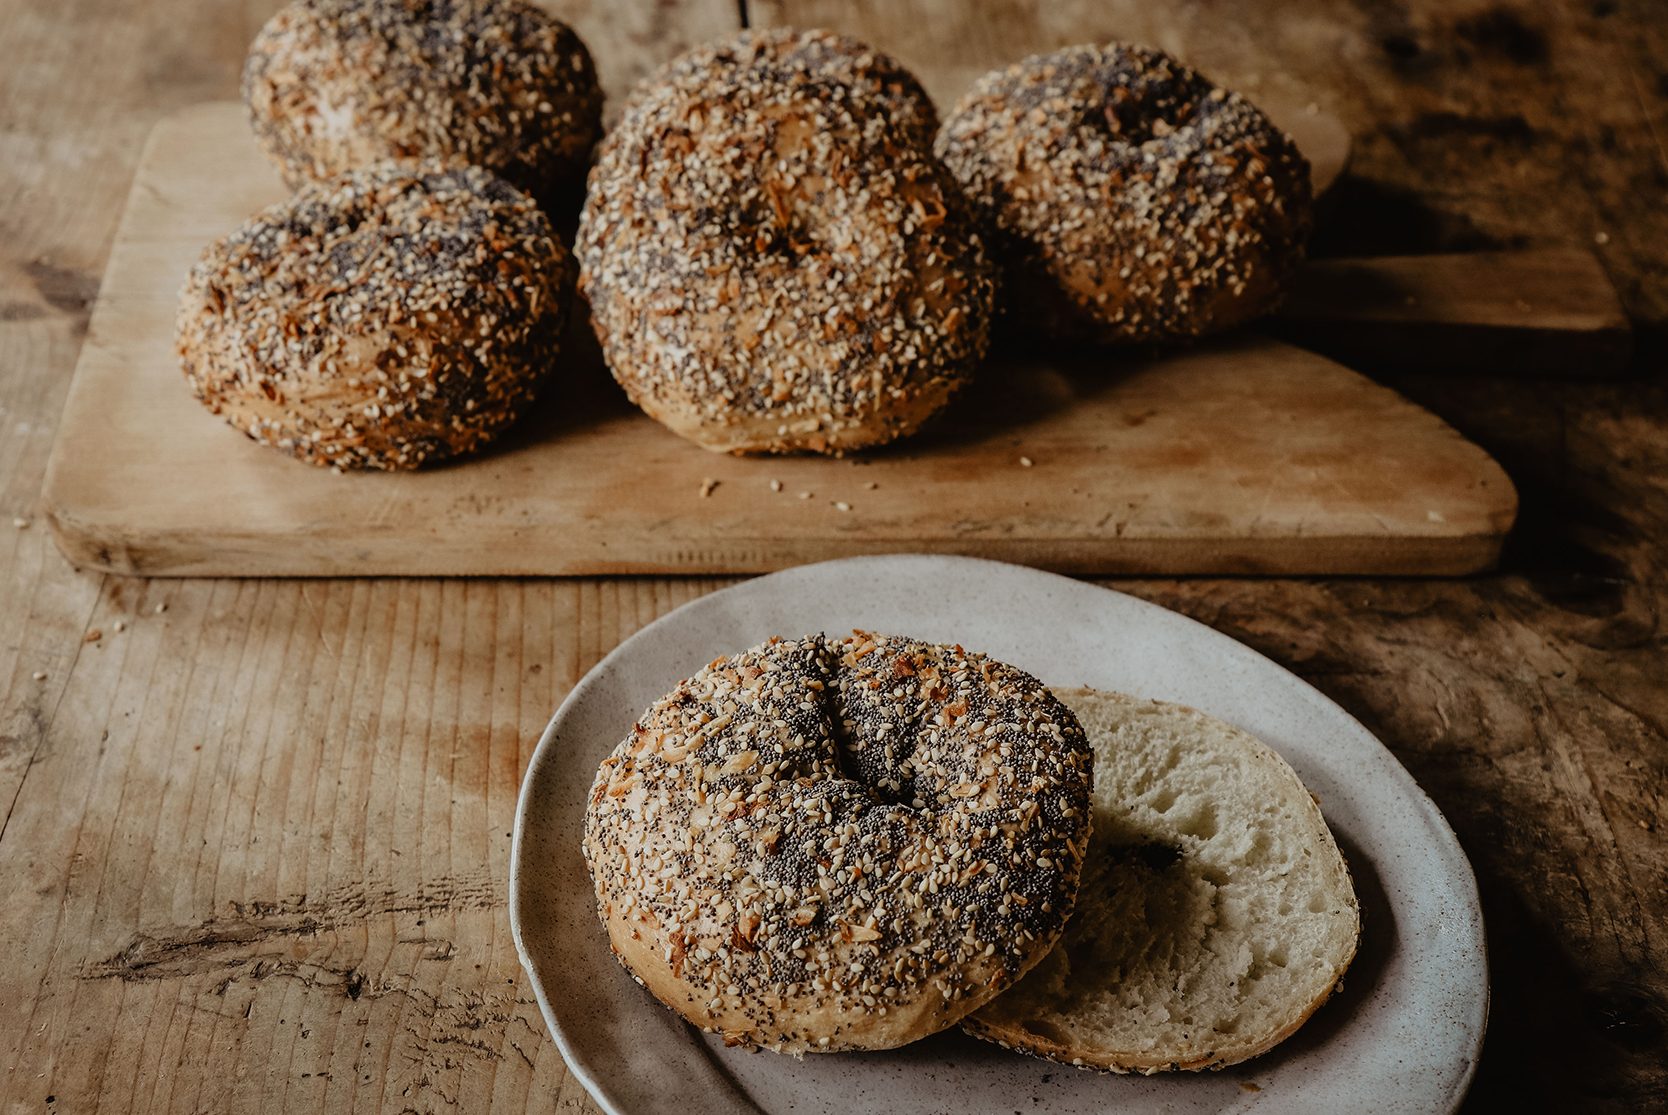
[82,870,503,983]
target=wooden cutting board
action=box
[40,103,1517,577]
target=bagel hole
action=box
[751,219,817,261]
[1093,91,1199,146]
[827,712,919,809]
[726,204,817,263]
[740,116,826,262]
[721,167,821,264]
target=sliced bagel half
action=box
[963,689,1360,1073]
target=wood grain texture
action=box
[1,2,1666,1115]
[39,104,1512,578]
[0,575,721,1114]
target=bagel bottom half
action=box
[963,689,1359,1073]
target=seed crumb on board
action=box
[84,630,102,643]
[154,603,167,614]
[798,491,813,500]
[1019,456,1034,467]
[113,620,127,633]
[1594,231,1610,245]
[32,671,47,681]
[12,517,28,529]
[699,478,719,498]
[833,501,852,512]
[866,481,878,489]
[769,479,782,492]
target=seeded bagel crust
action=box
[578,68,996,455]
[176,160,571,470]
[582,633,1094,1053]
[936,43,1312,343]
[623,27,940,150]
[243,0,602,208]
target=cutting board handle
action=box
[1270,247,1632,377]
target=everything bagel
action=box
[582,632,1095,1053]
[937,43,1311,343]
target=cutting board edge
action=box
[40,502,1512,578]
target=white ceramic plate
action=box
[511,555,1487,1114]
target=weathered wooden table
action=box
[2,1,1664,1111]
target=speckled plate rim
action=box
[511,555,1488,1114]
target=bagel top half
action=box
[577,66,996,455]
[582,633,1094,1053]
[936,42,1311,343]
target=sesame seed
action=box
[244,0,602,206]
[936,43,1311,343]
[178,161,571,471]
[577,31,996,455]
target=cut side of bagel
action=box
[963,689,1359,1073]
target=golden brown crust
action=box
[580,633,1094,1053]
[960,973,1352,1074]
[243,0,602,208]
[577,66,996,456]
[175,160,571,470]
[936,43,1312,344]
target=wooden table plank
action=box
[1,2,1666,1114]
